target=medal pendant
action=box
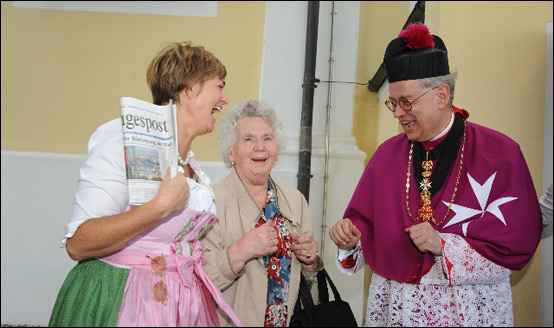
[418,204,435,222]
[422,160,433,171]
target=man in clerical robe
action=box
[329,23,542,327]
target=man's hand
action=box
[405,221,442,255]
[329,218,361,250]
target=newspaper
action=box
[120,97,179,205]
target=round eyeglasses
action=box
[385,86,439,112]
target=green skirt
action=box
[49,258,130,327]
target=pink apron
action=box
[99,205,243,327]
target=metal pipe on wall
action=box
[320,1,336,260]
[297,1,320,203]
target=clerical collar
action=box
[421,112,455,152]
[429,111,455,142]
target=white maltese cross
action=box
[442,172,517,236]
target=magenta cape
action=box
[345,119,542,283]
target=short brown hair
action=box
[146,41,227,105]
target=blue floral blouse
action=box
[255,181,293,327]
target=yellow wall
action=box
[0,1,265,161]
[354,1,406,161]
[355,1,552,326]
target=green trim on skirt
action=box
[49,258,130,327]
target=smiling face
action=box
[229,117,279,187]
[388,79,449,142]
[187,77,228,134]
[176,76,228,145]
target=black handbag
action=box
[290,268,358,327]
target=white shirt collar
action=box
[429,111,455,142]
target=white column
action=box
[260,2,366,325]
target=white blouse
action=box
[62,118,216,246]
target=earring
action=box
[231,162,235,166]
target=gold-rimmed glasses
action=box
[146,254,168,305]
[385,86,439,112]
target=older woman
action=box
[49,42,241,327]
[201,99,324,326]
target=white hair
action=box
[420,71,458,106]
[218,99,287,167]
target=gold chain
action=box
[405,120,466,225]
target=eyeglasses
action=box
[146,254,168,305]
[385,86,439,112]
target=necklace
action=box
[178,151,191,167]
[405,120,466,226]
[178,151,199,181]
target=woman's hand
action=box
[153,168,190,218]
[66,168,190,261]
[228,220,278,273]
[291,232,319,270]
[329,218,361,250]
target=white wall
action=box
[1,151,85,326]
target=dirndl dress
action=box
[49,202,242,327]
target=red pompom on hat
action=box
[398,23,435,50]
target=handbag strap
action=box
[317,269,329,302]
[293,268,345,316]
[318,269,344,303]
[293,273,316,315]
